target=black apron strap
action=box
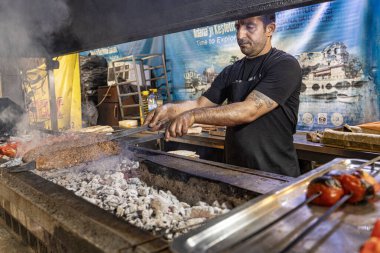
[245,48,274,95]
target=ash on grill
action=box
[34,156,230,240]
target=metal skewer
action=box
[227,192,322,249]
[105,120,169,141]
[371,169,380,178]
[357,156,380,175]
[278,193,352,253]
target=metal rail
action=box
[226,192,322,250]
[359,156,380,174]
[278,193,352,253]
[118,217,208,253]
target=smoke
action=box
[0,0,72,137]
[0,0,71,57]
[0,106,21,125]
[0,97,24,135]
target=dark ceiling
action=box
[0,0,332,57]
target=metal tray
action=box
[171,158,380,253]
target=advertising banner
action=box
[164,0,379,130]
[81,0,379,131]
[26,54,82,130]
[81,37,164,63]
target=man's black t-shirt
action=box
[202,48,302,177]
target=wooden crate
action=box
[321,129,380,152]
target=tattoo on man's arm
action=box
[247,91,275,109]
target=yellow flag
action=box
[27,54,82,130]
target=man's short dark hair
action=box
[261,14,276,26]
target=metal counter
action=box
[0,146,290,253]
[171,158,380,253]
[159,132,379,164]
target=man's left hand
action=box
[165,111,195,141]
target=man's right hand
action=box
[144,97,216,131]
[144,103,176,131]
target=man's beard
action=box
[238,40,266,58]
[239,44,262,57]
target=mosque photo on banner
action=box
[273,0,379,131]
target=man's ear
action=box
[266,23,276,37]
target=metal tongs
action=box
[7,121,169,173]
[106,122,160,141]
[107,120,169,145]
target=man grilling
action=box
[144,14,302,177]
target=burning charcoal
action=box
[136,197,145,206]
[137,204,148,212]
[151,195,170,214]
[165,233,173,240]
[184,217,207,227]
[102,187,115,196]
[138,187,149,197]
[120,160,140,170]
[105,195,122,208]
[180,202,190,209]
[103,175,113,185]
[116,206,124,217]
[156,217,169,228]
[184,208,192,217]
[114,189,124,197]
[213,207,222,215]
[196,201,208,207]
[167,194,180,205]
[221,203,229,209]
[126,189,138,197]
[145,196,153,205]
[33,155,230,240]
[82,196,99,205]
[178,207,186,216]
[154,210,164,220]
[128,204,137,213]
[212,200,220,208]
[127,178,141,185]
[169,205,179,214]
[172,214,182,223]
[178,221,186,229]
[158,190,169,199]
[126,213,138,220]
[110,172,124,182]
[57,179,67,186]
[190,206,215,219]
[141,209,151,221]
[134,219,143,227]
[125,184,137,190]
[75,189,85,196]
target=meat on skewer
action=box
[360,219,380,253]
[306,175,344,206]
[353,170,380,193]
[328,170,375,204]
[360,237,380,253]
